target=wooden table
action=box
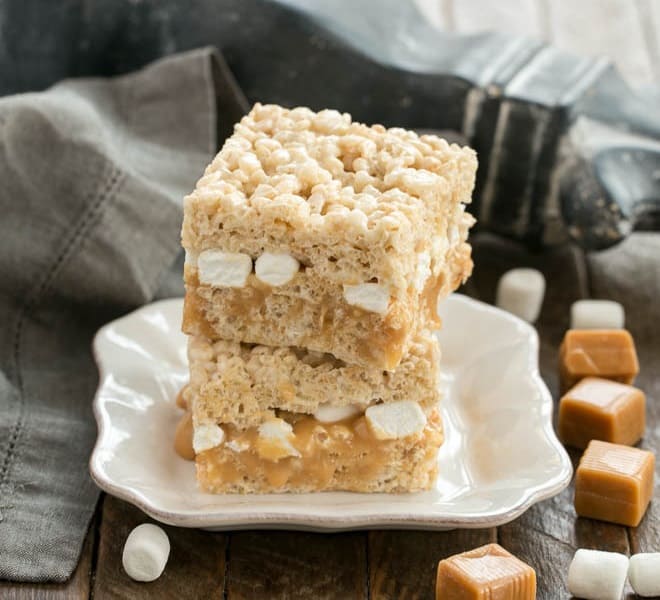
[2,234,658,599]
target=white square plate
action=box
[89,294,571,530]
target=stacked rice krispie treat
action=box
[179,103,476,493]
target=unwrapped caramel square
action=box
[436,543,536,600]
[559,329,639,394]
[559,377,645,449]
[575,440,655,527]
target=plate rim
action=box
[89,295,572,530]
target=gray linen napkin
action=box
[0,47,247,582]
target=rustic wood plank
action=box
[0,506,97,600]
[226,530,367,599]
[586,234,660,555]
[499,453,631,599]
[92,495,227,599]
[629,370,660,553]
[469,233,631,599]
[368,529,495,600]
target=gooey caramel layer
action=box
[175,410,443,492]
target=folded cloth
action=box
[0,47,247,582]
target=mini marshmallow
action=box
[197,250,252,288]
[495,268,546,323]
[365,400,427,440]
[313,403,361,423]
[122,523,170,582]
[570,300,625,330]
[255,252,300,286]
[628,553,660,597]
[567,549,628,600]
[257,418,300,460]
[193,423,225,453]
[413,251,432,291]
[343,283,390,315]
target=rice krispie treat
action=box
[182,103,476,370]
[195,409,444,493]
[184,330,441,429]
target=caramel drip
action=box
[174,412,195,461]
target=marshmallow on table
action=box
[567,549,628,600]
[571,299,625,329]
[122,523,170,582]
[495,268,545,323]
[628,553,660,597]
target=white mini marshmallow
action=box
[570,300,625,330]
[197,249,252,287]
[122,523,170,582]
[365,400,427,440]
[313,403,361,423]
[628,553,660,597]
[567,549,629,600]
[193,423,225,453]
[495,268,546,323]
[343,283,390,315]
[254,252,300,286]
[413,251,432,291]
[257,418,300,458]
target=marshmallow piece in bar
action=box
[197,250,252,287]
[313,403,361,423]
[343,283,390,314]
[629,553,660,597]
[255,252,300,286]
[256,418,301,461]
[495,268,545,323]
[366,400,426,440]
[570,299,625,330]
[413,251,431,291]
[567,549,628,600]
[122,523,170,582]
[193,423,225,453]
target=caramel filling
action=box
[191,412,442,489]
[175,386,188,410]
[183,269,440,370]
[174,412,195,461]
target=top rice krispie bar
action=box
[182,103,476,370]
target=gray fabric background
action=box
[0,46,657,583]
[0,47,246,582]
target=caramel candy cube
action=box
[436,543,536,600]
[559,329,639,394]
[559,377,645,449]
[575,440,655,527]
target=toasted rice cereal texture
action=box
[182,103,476,369]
